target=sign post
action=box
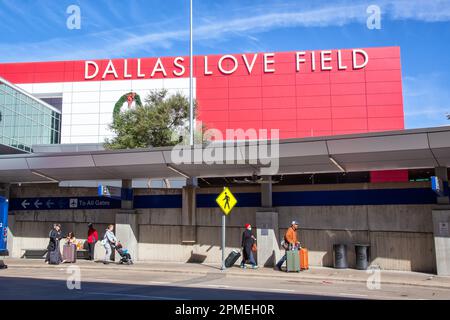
[215,187,237,270]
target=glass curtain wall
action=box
[0,79,61,153]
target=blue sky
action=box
[0,0,449,129]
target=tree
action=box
[104,89,199,149]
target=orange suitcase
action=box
[299,248,309,270]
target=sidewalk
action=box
[3,257,450,290]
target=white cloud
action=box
[0,0,449,61]
[403,73,450,128]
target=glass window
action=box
[0,82,61,153]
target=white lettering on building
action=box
[84,61,99,79]
[102,60,118,79]
[83,49,370,80]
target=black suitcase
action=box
[225,249,241,268]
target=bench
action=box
[21,249,89,260]
[76,249,89,260]
[22,249,47,259]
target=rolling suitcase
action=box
[225,249,241,268]
[62,244,76,263]
[299,248,309,270]
[286,249,300,272]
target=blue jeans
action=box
[241,251,256,267]
[276,251,287,269]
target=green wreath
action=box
[113,92,143,120]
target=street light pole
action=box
[189,0,194,146]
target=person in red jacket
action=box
[87,223,98,261]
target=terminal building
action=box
[0,46,449,275]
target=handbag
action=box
[251,243,257,252]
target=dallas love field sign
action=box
[84,49,370,80]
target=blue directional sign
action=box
[0,196,8,255]
[9,197,121,211]
[431,176,447,197]
[98,185,133,201]
[98,185,122,199]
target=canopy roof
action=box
[0,126,449,183]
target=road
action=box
[0,264,449,300]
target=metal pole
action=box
[189,0,194,146]
[221,214,226,270]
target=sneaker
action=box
[240,264,247,269]
[251,265,259,269]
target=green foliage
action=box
[104,89,196,149]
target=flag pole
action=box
[189,0,194,146]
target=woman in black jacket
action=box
[45,224,63,265]
[240,224,258,269]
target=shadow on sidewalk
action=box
[0,276,354,300]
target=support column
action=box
[256,176,280,267]
[261,176,273,208]
[432,167,450,275]
[432,207,450,275]
[181,178,197,244]
[115,179,138,261]
[256,211,280,267]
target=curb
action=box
[5,262,450,290]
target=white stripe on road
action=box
[88,292,188,300]
[206,284,231,288]
[148,281,170,285]
[267,288,296,292]
[200,284,295,293]
[338,293,368,297]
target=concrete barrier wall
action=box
[7,182,437,273]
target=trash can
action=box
[355,244,370,270]
[333,244,348,269]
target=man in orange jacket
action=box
[275,220,300,271]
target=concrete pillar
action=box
[181,183,197,244]
[432,207,450,275]
[261,176,273,208]
[435,167,449,204]
[114,179,138,261]
[256,210,281,267]
[115,209,138,261]
[121,179,133,209]
[255,176,280,267]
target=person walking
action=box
[45,224,63,265]
[86,223,98,261]
[102,224,117,264]
[240,224,258,269]
[275,220,300,271]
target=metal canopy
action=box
[0,126,450,183]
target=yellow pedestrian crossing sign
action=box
[216,187,237,215]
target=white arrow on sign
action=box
[34,200,43,209]
[46,200,54,208]
[21,200,30,209]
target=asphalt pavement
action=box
[1,258,450,300]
